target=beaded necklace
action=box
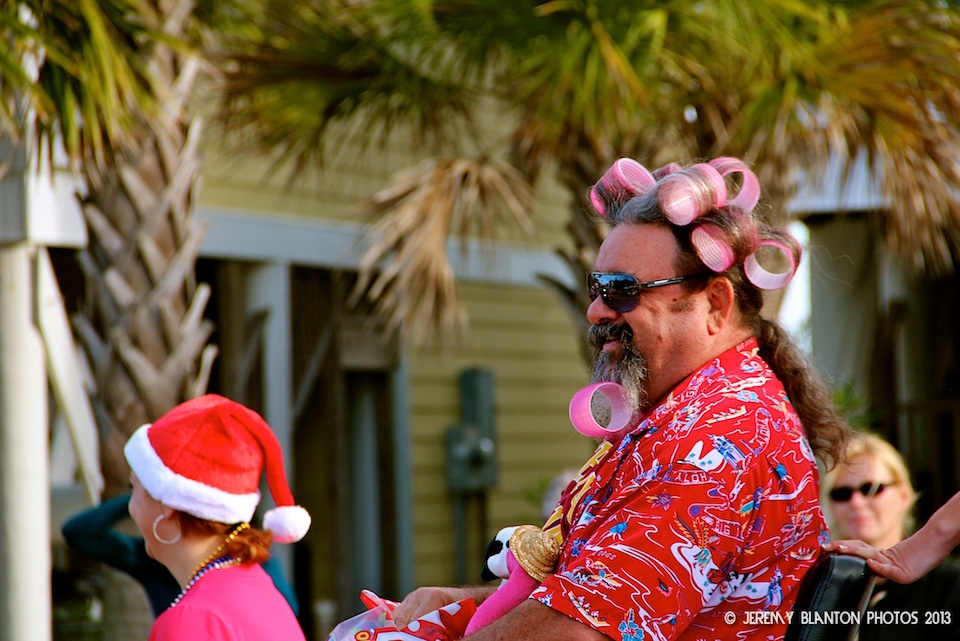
[169,522,250,609]
[170,555,241,608]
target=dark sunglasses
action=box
[588,272,705,313]
[828,481,894,503]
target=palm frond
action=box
[0,0,173,167]
[214,0,477,178]
[207,0,960,345]
[741,1,960,272]
[350,156,536,344]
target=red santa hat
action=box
[123,394,311,543]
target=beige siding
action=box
[407,282,594,586]
[196,113,596,597]
[198,124,577,254]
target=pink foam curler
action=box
[659,164,727,226]
[590,158,656,217]
[611,158,656,192]
[691,224,736,272]
[653,162,682,178]
[658,182,700,225]
[694,163,728,208]
[589,187,607,216]
[709,157,761,211]
[744,239,799,290]
[568,382,634,439]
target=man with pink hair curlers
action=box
[392,156,849,641]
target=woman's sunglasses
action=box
[828,481,894,503]
[588,272,705,313]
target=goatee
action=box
[588,323,649,419]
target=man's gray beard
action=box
[588,323,649,420]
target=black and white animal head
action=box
[481,525,519,582]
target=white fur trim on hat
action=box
[124,425,261,524]
[263,505,311,543]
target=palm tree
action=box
[0,0,219,492]
[2,2,230,637]
[215,0,960,359]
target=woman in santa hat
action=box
[124,394,311,640]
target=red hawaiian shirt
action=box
[536,338,828,641]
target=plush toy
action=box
[464,525,560,635]
[479,526,518,583]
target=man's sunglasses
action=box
[828,481,893,503]
[588,272,706,313]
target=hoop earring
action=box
[152,514,181,545]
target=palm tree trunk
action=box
[67,5,216,639]
[69,0,216,497]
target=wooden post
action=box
[0,243,52,641]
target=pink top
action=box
[149,563,305,641]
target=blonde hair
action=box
[823,432,918,535]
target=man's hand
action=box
[392,586,495,629]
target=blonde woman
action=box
[823,433,960,640]
[828,490,960,584]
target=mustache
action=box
[589,323,634,350]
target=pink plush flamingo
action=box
[464,525,559,636]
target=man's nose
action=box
[587,295,621,324]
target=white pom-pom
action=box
[263,505,311,543]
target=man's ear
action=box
[705,277,736,335]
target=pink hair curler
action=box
[589,158,656,217]
[611,157,656,191]
[653,162,682,179]
[658,164,727,226]
[589,188,607,216]
[568,382,634,439]
[709,157,761,212]
[691,224,737,272]
[744,239,799,290]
